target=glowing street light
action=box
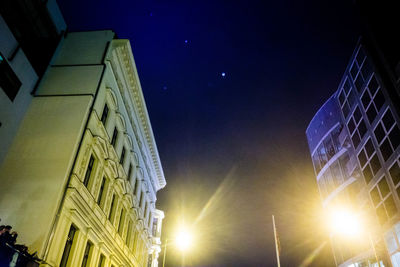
[175,228,193,251]
[328,208,362,237]
[326,206,381,267]
[162,227,194,267]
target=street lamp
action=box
[328,208,362,237]
[162,227,194,267]
[327,207,380,267]
[175,228,193,251]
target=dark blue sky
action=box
[57,0,361,266]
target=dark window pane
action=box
[133,179,138,195]
[365,139,375,158]
[127,164,133,182]
[97,177,106,206]
[358,150,368,167]
[120,148,125,164]
[374,90,385,111]
[389,163,400,186]
[60,225,77,267]
[361,59,373,80]
[118,208,125,235]
[378,177,390,198]
[353,107,362,123]
[363,165,373,184]
[84,155,95,187]
[367,105,378,124]
[0,52,22,101]
[368,75,379,95]
[355,75,364,92]
[370,187,381,206]
[374,123,386,144]
[389,126,400,150]
[348,119,356,134]
[380,138,394,161]
[81,241,92,267]
[361,91,371,109]
[356,49,366,65]
[383,110,395,131]
[384,195,397,218]
[111,128,118,147]
[370,154,381,175]
[358,120,367,138]
[343,79,351,94]
[376,204,388,225]
[352,132,361,148]
[350,62,358,80]
[348,89,357,108]
[101,104,109,126]
[339,90,346,106]
[108,194,116,221]
[98,254,105,267]
[342,102,350,118]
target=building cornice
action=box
[106,39,166,192]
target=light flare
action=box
[328,208,362,237]
[175,227,193,251]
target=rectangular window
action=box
[120,148,125,165]
[118,208,125,235]
[152,218,158,236]
[97,176,107,206]
[81,241,93,267]
[126,220,132,247]
[127,164,133,182]
[111,127,118,147]
[98,254,105,267]
[108,194,117,222]
[0,52,22,101]
[147,213,152,228]
[60,225,77,267]
[133,179,138,195]
[139,191,144,209]
[83,155,95,187]
[371,176,397,226]
[101,104,109,126]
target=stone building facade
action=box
[0,4,166,266]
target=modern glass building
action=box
[307,39,400,267]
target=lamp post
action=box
[162,228,193,267]
[162,239,169,267]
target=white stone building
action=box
[0,28,166,267]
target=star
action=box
[184,40,188,44]
[221,72,226,77]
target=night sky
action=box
[57,1,362,266]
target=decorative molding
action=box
[106,40,166,192]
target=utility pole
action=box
[272,215,281,267]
